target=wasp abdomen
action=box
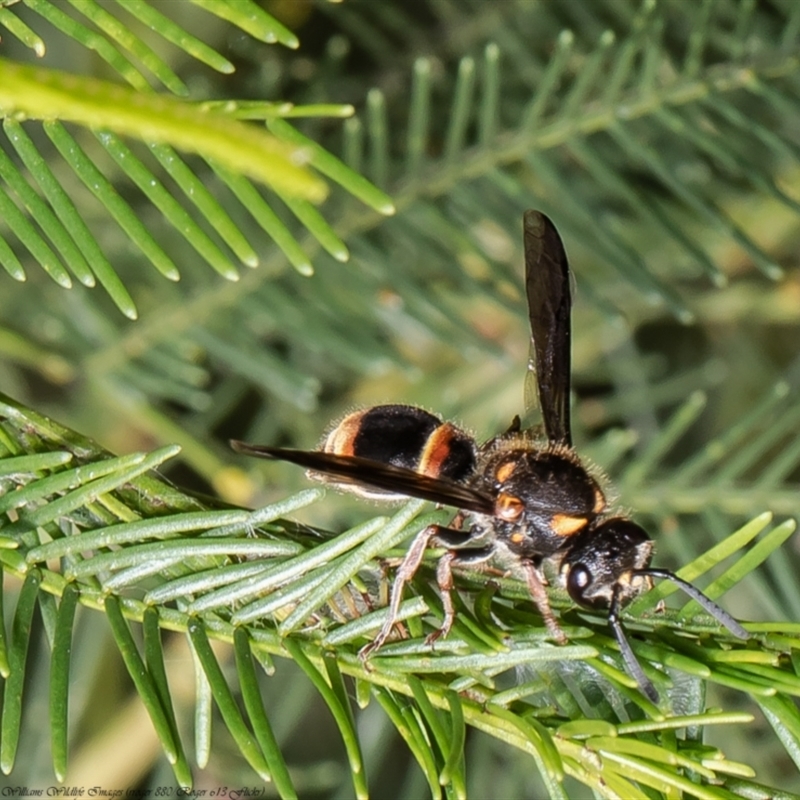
[321,405,477,497]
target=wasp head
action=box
[562,518,654,609]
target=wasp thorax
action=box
[495,492,524,520]
[490,451,602,510]
[480,450,605,557]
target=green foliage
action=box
[0,1,392,315]
[1,392,798,797]
[1,0,800,796]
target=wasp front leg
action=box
[520,559,567,644]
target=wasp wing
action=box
[523,210,572,448]
[230,441,496,515]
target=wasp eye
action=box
[566,564,592,604]
[496,492,524,521]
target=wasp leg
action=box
[449,511,467,531]
[520,560,567,644]
[360,523,462,661]
[426,545,495,646]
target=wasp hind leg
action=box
[359,523,450,662]
[359,525,487,661]
[426,544,495,646]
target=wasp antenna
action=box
[641,568,750,640]
[608,586,660,703]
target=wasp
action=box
[231,210,748,701]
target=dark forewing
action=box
[523,210,572,447]
[230,441,496,515]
